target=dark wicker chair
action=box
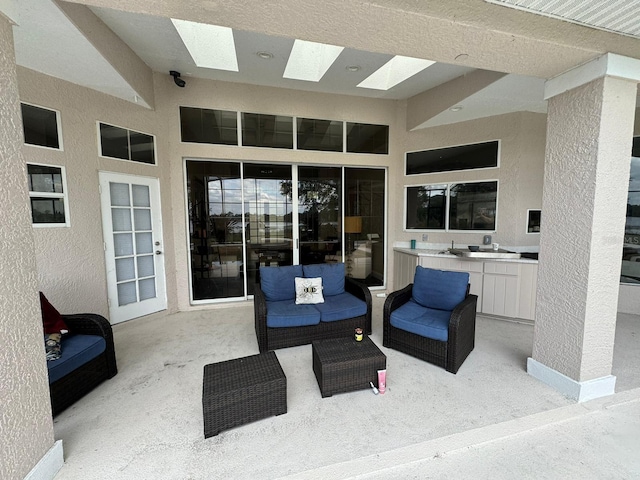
[383,283,477,374]
[254,277,372,353]
[49,313,117,416]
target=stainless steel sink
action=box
[449,248,521,259]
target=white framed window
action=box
[27,163,70,227]
[21,102,63,150]
[405,140,500,175]
[405,180,498,232]
[98,122,156,165]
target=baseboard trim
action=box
[527,358,616,402]
[24,440,63,480]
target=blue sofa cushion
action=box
[265,299,321,328]
[314,292,367,322]
[389,299,451,341]
[260,265,303,302]
[47,334,107,384]
[412,266,469,311]
[303,263,345,296]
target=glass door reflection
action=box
[243,164,293,294]
[298,167,342,265]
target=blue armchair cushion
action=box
[303,263,345,297]
[389,299,452,341]
[260,265,303,302]
[265,299,321,328]
[47,334,107,384]
[313,292,367,322]
[412,266,469,311]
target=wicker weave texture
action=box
[312,336,386,398]
[202,351,287,438]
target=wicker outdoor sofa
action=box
[254,263,372,353]
[48,313,117,416]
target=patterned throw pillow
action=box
[45,333,62,361]
[295,277,324,304]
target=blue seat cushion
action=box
[47,334,107,384]
[314,292,367,322]
[303,263,345,297]
[260,265,303,302]
[412,266,469,311]
[389,299,452,341]
[265,299,321,328]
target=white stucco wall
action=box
[0,19,55,480]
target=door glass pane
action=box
[345,168,385,286]
[298,166,341,265]
[132,184,150,207]
[114,233,133,256]
[244,163,293,295]
[622,145,640,284]
[133,209,151,230]
[138,278,156,301]
[115,257,135,282]
[135,232,153,254]
[117,281,137,306]
[110,182,130,206]
[186,161,244,301]
[112,208,132,231]
[137,255,155,278]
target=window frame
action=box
[21,102,64,151]
[404,139,501,176]
[404,179,499,232]
[27,162,70,228]
[97,121,157,165]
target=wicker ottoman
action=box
[202,351,287,437]
[312,336,386,398]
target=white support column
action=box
[528,53,640,402]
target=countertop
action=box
[393,247,538,264]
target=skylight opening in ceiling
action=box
[357,56,436,91]
[283,40,345,82]
[171,19,239,71]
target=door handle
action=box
[156,250,162,255]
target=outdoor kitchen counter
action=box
[393,248,538,321]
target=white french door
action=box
[99,172,167,323]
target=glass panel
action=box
[406,141,499,175]
[186,161,245,300]
[28,165,63,193]
[180,107,238,145]
[345,168,386,286]
[129,132,155,164]
[117,281,137,306]
[242,113,293,149]
[113,233,134,257]
[622,139,640,284]
[100,123,129,160]
[405,185,447,230]
[138,278,156,301]
[132,184,150,207]
[110,182,130,206]
[297,118,343,152]
[346,122,389,154]
[244,163,293,295]
[30,198,65,224]
[21,104,59,149]
[135,232,153,254]
[115,257,135,282]
[449,181,497,231]
[133,208,151,231]
[137,255,155,278]
[298,166,341,265]
[112,208,132,232]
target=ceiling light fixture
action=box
[171,19,238,72]
[346,65,361,72]
[257,51,273,59]
[450,105,463,112]
[357,55,435,91]
[283,39,344,82]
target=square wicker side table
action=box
[202,351,287,438]
[312,336,386,398]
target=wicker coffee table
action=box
[312,336,386,397]
[202,351,287,437]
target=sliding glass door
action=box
[186,160,385,302]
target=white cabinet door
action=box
[517,264,538,320]
[394,252,419,289]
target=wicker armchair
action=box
[383,268,477,374]
[49,313,117,416]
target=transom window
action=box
[406,140,499,175]
[27,163,69,226]
[98,123,156,165]
[21,103,62,150]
